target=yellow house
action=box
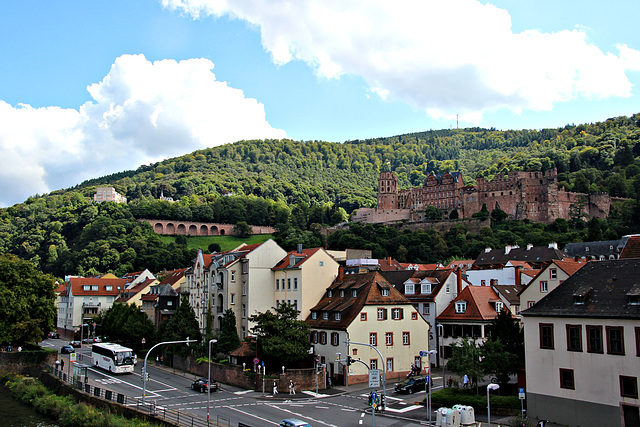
[307,271,430,386]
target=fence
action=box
[49,365,232,427]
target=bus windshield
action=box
[114,351,136,365]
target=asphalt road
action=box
[41,337,431,426]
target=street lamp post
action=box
[436,324,444,386]
[424,349,437,425]
[487,383,500,427]
[207,339,218,426]
[345,340,386,411]
[142,338,197,405]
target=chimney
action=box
[527,243,534,250]
[297,243,303,254]
[485,247,492,253]
[337,266,345,281]
[456,267,463,295]
[505,245,512,254]
[515,267,521,287]
[548,242,558,250]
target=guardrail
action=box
[49,365,232,427]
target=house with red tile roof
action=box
[436,285,507,363]
[57,277,129,338]
[185,239,286,339]
[619,234,640,259]
[517,258,588,319]
[140,268,187,326]
[272,245,340,321]
[306,271,429,386]
[121,269,156,289]
[116,277,158,306]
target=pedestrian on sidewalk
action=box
[156,355,159,366]
[55,359,60,370]
[61,359,64,371]
[289,380,295,395]
[273,381,278,395]
[463,374,469,388]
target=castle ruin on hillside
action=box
[352,169,623,224]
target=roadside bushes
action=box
[429,386,520,415]
[3,374,155,426]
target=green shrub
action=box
[430,387,520,414]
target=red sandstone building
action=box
[353,169,621,224]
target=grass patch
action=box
[159,234,273,252]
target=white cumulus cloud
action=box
[0,54,286,207]
[163,0,640,122]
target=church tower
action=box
[377,172,398,210]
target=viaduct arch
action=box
[138,219,276,236]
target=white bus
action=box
[91,343,137,373]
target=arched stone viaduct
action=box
[138,219,277,236]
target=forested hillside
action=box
[1,113,640,278]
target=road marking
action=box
[265,403,337,427]
[359,421,363,425]
[233,390,254,395]
[225,406,279,425]
[316,405,330,409]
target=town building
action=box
[562,239,624,260]
[521,259,640,427]
[184,240,287,339]
[306,271,430,386]
[353,169,620,224]
[93,186,127,204]
[272,245,340,320]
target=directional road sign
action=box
[369,369,381,388]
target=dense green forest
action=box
[2,113,640,278]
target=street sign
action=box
[261,361,265,367]
[425,366,430,375]
[425,375,430,383]
[519,387,525,400]
[419,351,429,357]
[368,369,381,388]
[253,358,260,365]
[141,338,146,344]
[70,353,76,362]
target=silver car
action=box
[279,419,312,427]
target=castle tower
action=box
[377,171,398,210]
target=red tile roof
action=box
[437,285,502,321]
[67,277,129,296]
[273,248,322,270]
[620,235,640,259]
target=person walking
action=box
[289,380,295,395]
[273,381,278,395]
[55,359,60,370]
[463,374,469,388]
[156,355,159,366]
[61,359,64,371]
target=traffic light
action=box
[346,356,353,366]
[145,372,150,381]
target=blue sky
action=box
[1,0,640,207]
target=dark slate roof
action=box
[562,239,623,258]
[521,259,640,319]
[474,245,564,267]
[493,285,522,305]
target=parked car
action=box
[60,345,74,354]
[394,376,427,394]
[279,419,312,427]
[191,378,218,393]
[48,332,59,339]
[69,341,81,348]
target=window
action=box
[105,285,112,291]
[334,312,341,321]
[331,332,339,346]
[636,327,640,356]
[323,312,328,320]
[540,281,548,293]
[607,326,625,355]
[381,288,390,297]
[386,358,394,372]
[559,368,575,390]
[352,289,357,297]
[455,301,467,314]
[320,332,327,345]
[411,312,418,320]
[402,332,410,345]
[423,304,430,315]
[550,268,557,279]
[481,280,486,286]
[361,312,367,321]
[311,331,318,343]
[91,285,98,291]
[446,284,451,293]
[311,312,317,320]
[276,279,280,291]
[385,332,393,346]
[540,323,554,349]
[377,308,387,320]
[287,278,291,290]
[587,325,603,353]
[339,290,345,297]
[327,290,333,298]
[391,308,403,320]
[370,359,378,370]
[369,332,377,346]
[293,278,298,290]
[242,304,246,318]
[242,282,247,295]
[495,301,503,313]
[230,293,235,304]
[231,271,236,281]
[421,283,431,294]
[620,376,639,399]
[405,284,415,294]
[566,325,582,352]
[528,301,535,308]
[319,261,324,267]
[293,300,298,310]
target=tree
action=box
[472,204,490,220]
[446,338,484,393]
[216,309,241,354]
[249,303,310,365]
[424,206,442,220]
[159,296,203,356]
[98,303,156,353]
[484,309,524,387]
[208,243,222,253]
[233,221,253,238]
[0,254,57,345]
[490,208,508,223]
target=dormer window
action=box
[421,283,431,294]
[455,301,467,313]
[405,284,415,294]
[352,289,357,298]
[573,285,591,305]
[626,285,640,306]
[495,301,504,313]
[339,290,345,297]
[334,312,341,321]
[327,290,333,298]
[381,288,390,297]
[106,286,112,291]
[311,312,317,320]
[323,312,328,320]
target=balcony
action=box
[216,306,224,313]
